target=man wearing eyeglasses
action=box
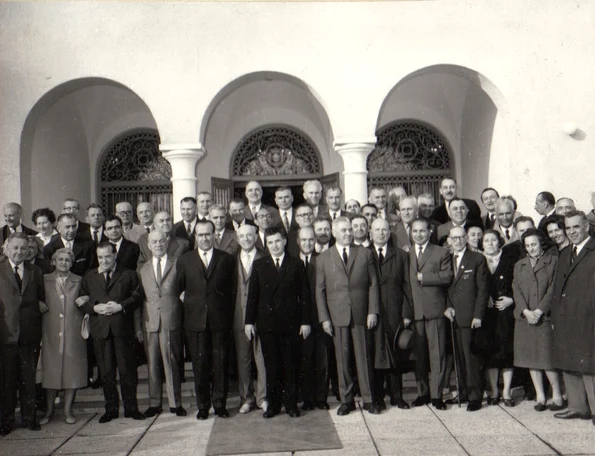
[287,204,314,257]
[254,208,273,253]
[436,198,482,246]
[116,202,138,238]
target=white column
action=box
[334,139,376,205]
[160,144,205,222]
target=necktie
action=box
[571,246,578,263]
[378,247,384,264]
[505,229,510,240]
[417,245,423,263]
[490,214,495,224]
[251,206,257,217]
[14,266,22,291]
[283,212,290,232]
[111,242,118,253]
[203,252,209,268]
[332,212,337,220]
[146,226,151,234]
[66,241,73,250]
[275,257,281,270]
[156,258,162,284]
[215,232,221,247]
[105,271,111,288]
[342,248,348,264]
[186,222,193,236]
[93,230,99,243]
[453,254,459,275]
[304,255,309,269]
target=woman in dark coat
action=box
[512,229,564,411]
[482,230,516,406]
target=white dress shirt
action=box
[90,226,104,240]
[8,260,23,279]
[281,208,293,230]
[153,254,167,278]
[199,248,214,267]
[111,237,123,253]
[61,237,74,250]
[299,252,312,267]
[574,236,590,256]
[272,253,285,269]
[335,244,350,259]
[240,248,256,272]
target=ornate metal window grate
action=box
[367,121,453,203]
[99,130,172,216]
[231,125,322,178]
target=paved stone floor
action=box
[2,394,595,456]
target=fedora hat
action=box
[393,323,413,352]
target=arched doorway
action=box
[212,124,339,207]
[367,120,454,203]
[98,129,173,216]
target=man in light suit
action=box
[534,191,556,232]
[407,217,453,410]
[316,216,381,415]
[232,225,267,414]
[115,202,138,237]
[126,202,155,243]
[551,211,595,422]
[177,220,235,420]
[137,230,186,418]
[444,226,489,412]
[393,196,418,251]
[0,203,37,250]
[137,211,190,270]
[244,181,280,226]
[303,180,326,218]
[210,204,239,256]
[0,233,46,435]
[172,196,199,250]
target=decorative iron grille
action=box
[99,130,172,216]
[231,125,322,177]
[367,121,453,203]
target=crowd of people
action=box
[1,177,595,437]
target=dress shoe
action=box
[337,402,356,416]
[89,377,102,389]
[0,422,13,437]
[98,412,118,423]
[534,402,547,412]
[467,401,482,412]
[287,408,301,418]
[214,408,229,418]
[375,399,387,411]
[125,411,146,420]
[21,419,41,431]
[315,401,330,410]
[170,406,187,416]
[390,398,410,409]
[445,397,468,405]
[239,403,254,414]
[411,396,431,407]
[144,407,162,418]
[547,400,567,411]
[302,401,315,411]
[363,402,381,414]
[554,410,591,420]
[486,396,500,406]
[263,409,278,419]
[432,399,447,410]
[196,409,209,420]
[503,398,515,408]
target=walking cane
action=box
[449,317,462,408]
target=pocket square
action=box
[76,258,86,263]
[464,269,473,273]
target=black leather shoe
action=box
[21,419,41,431]
[315,401,330,410]
[0,423,13,436]
[287,408,301,418]
[467,401,482,412]
[144,407,162,418]
[170,406,187,416]
[98,412,118,423]
[89,377,102,389]
[554,410,591,420]
[534,403,547,412]
[375,399,387,411]
[445,397,468,405]
[302,401,315,411]
[337,402,356,416]
[547,400,567,411]
[363,402,381,414]
[263,409,278,419]
[411,396,431,407]
[432,399,447,410]
[125,411,145,420]
[390,397,410,409]
[196,409,209,420]
[503,398,515,407]
[214,408,229,418]
[486,396,500,406]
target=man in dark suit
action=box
[227,198,257,232]
[431,178,482,225]
[407,218,453,410]
[0,233,46,435]
[196,192,213,222]
[103,215,140,271]
[275,186,298,233]
[286,204,314,257]
[551,211,595,422]
[172,196,199,250]
[254,207,274,253]
[319,186,353,221]
[61,198,90,237]
[137,230,186,417]
[177,220,235,420]
[303,180,326,218]
[76,203,109,244]
[43,213,96,277]
[137,211,190,270]
[352,215,371,247]
[313,217,335,254]
[79,242,144,423]
[480,188,500,230]
[245,226,311,418]
[436,199,483,244]
[296,226,332,411]
[368,187,389,220]
[0,203,38,249]
[534,191,556,232]
[210,204,239,256]
[444,226,489,411]
[361,204,378,228]
[244,181,280,226]
[316,217,381,416]
[232,225,267,414]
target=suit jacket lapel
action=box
[72,241,83,257]
[346,247,359,275]
[3,260,21,292]
[418,244,432,270]
[568,238,595,275]
[206,250,219,278]
[161,258,175,282]
[331,246,349,276]
[452,250,469,284]
[272,256,287,293]
[107,268,122,290]
[167,238,179,258]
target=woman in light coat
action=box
[40,248,87,425]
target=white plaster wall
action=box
[1,0,594,218]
